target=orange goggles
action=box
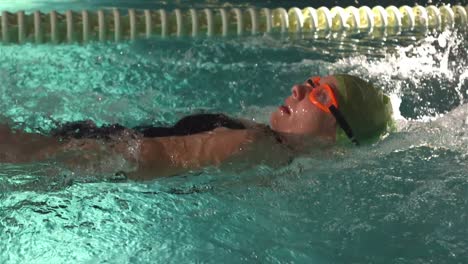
[306,77,339,113]
[305,77,359,145]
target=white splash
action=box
[389,93,403,121]
[330,29,466,121]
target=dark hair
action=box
[50,113,246,140]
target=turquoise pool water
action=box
[0,5,468,264]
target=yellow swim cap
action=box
[333,74,394,143]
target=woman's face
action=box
[270,76,338,137]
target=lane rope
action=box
[0,4,466,43]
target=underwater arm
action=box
[0,123,288,180]
[0,124,64,163]
[0,124,253,179]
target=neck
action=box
[274,132,335,154]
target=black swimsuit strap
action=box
[50,120,127,140]
[134,113,246,137]
[51,113,247,140]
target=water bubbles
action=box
[437,33,447,48]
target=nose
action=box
[291,84,308,101]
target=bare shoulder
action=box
[139,128,252,164]
[132,126,285,179]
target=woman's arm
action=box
[0,124,63,163]
[0,123,290,180]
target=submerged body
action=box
[0,75,393,180]
[0,118,293,180]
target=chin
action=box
[269,118,278,131]
[269,111,283,132]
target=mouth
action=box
[279,105,291,115]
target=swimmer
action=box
[0,74,393,180]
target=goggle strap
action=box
[306,78,321,87]
[329,105,359,146]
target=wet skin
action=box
[0,76,341,180]
[270,75,339,137]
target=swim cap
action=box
[332,74,394,143]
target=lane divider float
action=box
[0,4,466,44]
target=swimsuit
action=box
[51,113,246,140]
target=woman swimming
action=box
[0,74,393,180]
